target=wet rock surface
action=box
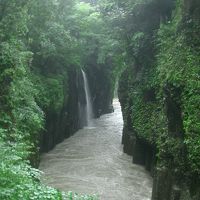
[39,99,152,200]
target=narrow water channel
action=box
[39,99,152,200]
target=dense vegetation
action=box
[115,0,200,199]
[0,0,120,199]
[0,0,200,199]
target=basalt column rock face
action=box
[118,0,200,200]
[40,69,86,153]
[86,65,114,117]
[118,67,157,175]
[39,59,115,153]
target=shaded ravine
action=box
[39,99,152,200]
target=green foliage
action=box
[131,95,167,144]
[63,192,98,200]
[32,74,66,112]
[118,0,200,179]
[0,0,120,199]
[0,0,30,41]
[0,140,98,200]
[0,39,44,144]
[156,14,200,173]
[0,139,62,200]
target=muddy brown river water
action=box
[39,99,152,200]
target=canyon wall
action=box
[118,0,200,199]
[40,63,115,153]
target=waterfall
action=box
[81,69,94,126]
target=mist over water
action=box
[39,99,152,200]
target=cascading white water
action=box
[81,69,94,126]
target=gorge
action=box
[39,100,152,200]
[0,0,200,200]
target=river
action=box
[39,99,152,200]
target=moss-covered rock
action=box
[118,0,200,199]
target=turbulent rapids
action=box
[39,100,152,200]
